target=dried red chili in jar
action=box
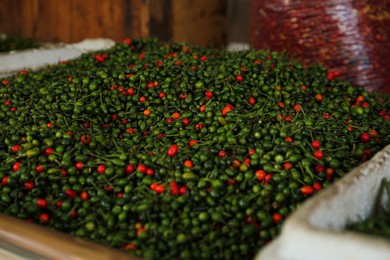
[250,0,390,94]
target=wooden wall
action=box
[0,0,227,47]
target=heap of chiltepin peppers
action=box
[0,33,40,53]
[0,38,389,259]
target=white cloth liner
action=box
[257,145,390,260]
[0,38,115,78]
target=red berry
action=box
[123,38,132,45]
[182,118,190,126]
[97,164,106,174]
[369,129,378,138]
[150,183,158,191]
[45,147,54,156]
[244,158,251,166]
[36,165,43,173]
[105,186,113,192]
[56,200,63,208]
[80,134,91,145]
[248,149,256,156]
[71,209,78,219]
[147,82,154,88]
[39,213,50,223]
[36,199,48,208]
[301,186,314,195]
[205,90,213,100]
[323,113,330,119]
[80,191,89,201]
[179,186,188,195]
[235,75,243,81]
[145,168,155,176]
[194,123,203,130]
[137,164,147,173]
[111,113,119,120]
[218,150,227,157]
[282,162,293,170]
[11,144,21,153]
[313,150,323,160]
[122,243,137,250]
[12,162,21,172]
[311,140,321,150]
[227,179,236,185]
[75,162,83,170]
[248,97,256,105]
[272,213,283,224]
[255,170,266,181]
[169,181,179,196]
[313,182,322,191]
[65,189,77,198]
[155,184,165,193]
[60,168,67,177]
[125,164,135,174]
[315,164,324,173]
[293,104,301,112]
[360,133,371,143]
[1,176,9,186]
[126,127,135,134]
[172,112,181,120]
[188,140,198,147]
[127,88,135,96]
[24,181,35,190]
[314,93,323,102]
[167,144,179,157]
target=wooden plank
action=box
[110,0,127,42]
[68,0,129,43]
[129,0,150,38]
[32,0,69,42]
[69,0,103,42]
[171,0,227,47]
[20,0,38,39]
[0,0,70,43]
[0,214,137,260]
[1,0,227,46]
[0,0,23,36]
[149,0,172,41]
[51,0,70,42]
[137,0,151,37]
[0,0,153,43]
[227,0,250,43]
